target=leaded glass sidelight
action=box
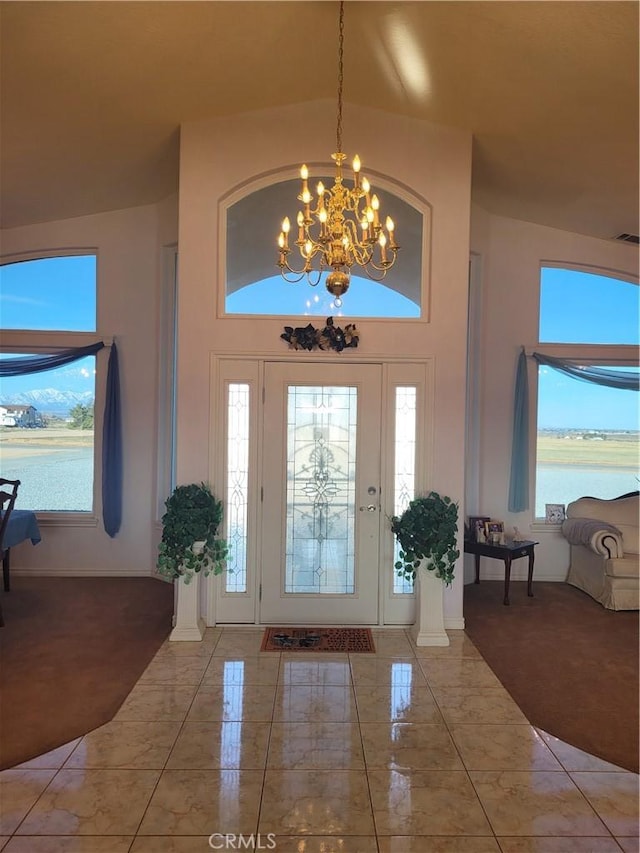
[393,386,417,594]
[285,386,357,594]
[226,383,249,593]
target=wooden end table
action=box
[464,538,538,605]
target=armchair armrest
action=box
[562,517,624,559]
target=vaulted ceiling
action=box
[1,1,638,242]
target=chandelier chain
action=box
[276,0,399,302]
[336,1,344,154]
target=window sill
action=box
[36,513,98,528]
[530,521,563,533]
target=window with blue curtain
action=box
[509,266,639,516]
[0,255,106,516]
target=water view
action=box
[536,465,638,519]
[536,431,638,518]
[1,428,637,516]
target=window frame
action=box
[0,250,101,524]
[155,244,178,522]
[532,263,639,524]
[538,262,639,346]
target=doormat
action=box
[261,627,375,653]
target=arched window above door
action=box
[224,177,427,318]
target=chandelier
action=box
[277,1,399,307]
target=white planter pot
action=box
[412,567,450,647]
[169,542,206,642]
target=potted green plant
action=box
[157,482,228,584]
[390,491,459,586]
[391,491,459,648]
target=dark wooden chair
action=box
[0,478,21,627]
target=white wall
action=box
[1,199,178,576]
[176,100,472,625]
[4,102,634,612]
[468,206,638,583]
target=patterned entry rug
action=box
[261,627,375,653]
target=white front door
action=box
[260,362,382,624]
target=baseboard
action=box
[463,567,567,584]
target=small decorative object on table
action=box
[484,520,505,545]
[545,503,566,524]
[281,316,358,352]
[468,515,491,543]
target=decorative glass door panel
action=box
[261,363,382,624]
[286,385,357,595]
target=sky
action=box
[0,255,97,403]
[226,274,420,318]
[539,267,639,346]
[537,367,638,431]
[0,257,638,430]
[0,255,96,331]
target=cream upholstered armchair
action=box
[562,492,639,611]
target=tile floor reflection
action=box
[1,628,638,853]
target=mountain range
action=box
[0,387,94,417]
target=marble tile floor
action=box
[1,627,638,853]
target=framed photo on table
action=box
[468,516,491,542]
[484,520,505,545]
[545,503,566,524]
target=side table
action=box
[464,538,539,605]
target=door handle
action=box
[359,504,378,512]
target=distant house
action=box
[0,404,41,427]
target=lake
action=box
[1,444,637,518]
[536,464,638,518]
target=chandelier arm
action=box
[281,252,320,278]
[372,250,398,268]
[350,246,374,267]
[280,266,325,288]
[360,264,392,283]
[297,243,326,265]
[305,269,323,287]
[280,268,309,284]
[339,218,357,247]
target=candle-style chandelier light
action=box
[277,1,399,307]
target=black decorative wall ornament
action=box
[281,317,359,352]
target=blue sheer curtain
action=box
[508,350,639,512]
[508,350,529,512]
[102,345,122,537]
[0,342,105,377]
[531,352,640,390]
[0,341,122,537]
